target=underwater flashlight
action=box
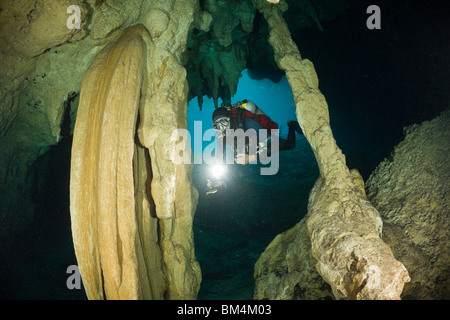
[210,164,226,179]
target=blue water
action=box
[188,70,316,299]
[187,69,297,158]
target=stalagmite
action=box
[70,0,201,300]
[253,0,410,299]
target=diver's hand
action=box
[235,153,256,165]
[235,153,248,165]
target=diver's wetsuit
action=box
[281,121,303,151]
[240,118,303,155]
[245,118,303,151]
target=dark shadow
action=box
[0,136,87,299]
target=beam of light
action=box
[210,164,226,179]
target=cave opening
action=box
[187,70,319,299]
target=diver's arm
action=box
[257,136,283,161]
[235,152,257,165]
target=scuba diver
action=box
[212,99,303,165]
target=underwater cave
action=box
[0,0,449,301]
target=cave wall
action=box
[366,111,450,299]
[0,0,132,243]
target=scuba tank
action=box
[227,99,278,157]
[238,99,268,117]
[231,99,278,133]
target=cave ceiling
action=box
[184,0,352,109]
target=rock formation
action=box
[0,0,89,242]
[70,1,201,299]
[254,219,334,300]
[252,0,409,299]
[184,0,349,109]
[366,111,450,299]
[0,0,349,246]
[254,110,449,300]
[71,25,154,300]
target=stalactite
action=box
[138,0,201,299]
[70,25,151,300]
[70,0,201,300]
[253,0,410,300]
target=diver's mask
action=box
[212,117,230,132]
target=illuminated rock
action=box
[70,0,201,299]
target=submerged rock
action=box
[253,0,409,300]
[254,219,333,300]
[1,0,446,301]
[366,110,450,299]
[255,111,450,300]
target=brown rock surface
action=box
[71,21,201,299]
[254,219,333,300]
[0,0,87,58]
[70,25,152,300]
[70,0,202,300]
[366,111,450,299]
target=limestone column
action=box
[137,0,202,300]
[70,0,201,300]
[253,0,410,299]
[70,25,154,300]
